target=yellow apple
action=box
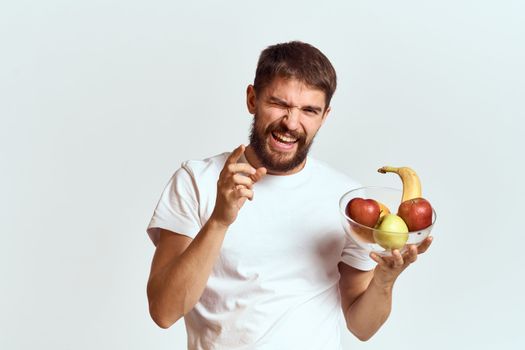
[374,214,409,250]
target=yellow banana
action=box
[377,166,422,202]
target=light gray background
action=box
[1,0,524,349]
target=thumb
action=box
[251,167,267,183]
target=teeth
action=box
[273,132,297,143]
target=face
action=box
[246,77,330,174]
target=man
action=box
[146,41,432,349]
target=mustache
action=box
[267,125,305,141]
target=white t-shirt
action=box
[147,152,375,350]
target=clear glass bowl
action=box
[339,186,436,256]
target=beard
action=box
[249,115,315,173]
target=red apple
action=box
[346,198,381,228]
[397,197,433,231]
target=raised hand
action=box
[210,145,266,228]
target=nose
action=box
[282,107,300,130]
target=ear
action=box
[246,85,257,115]
[321,106,331,124]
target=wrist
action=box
[207,215,230,232]
[370,275,395,294]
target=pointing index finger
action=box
[226,144,245,165]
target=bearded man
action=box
[146,41,432,350]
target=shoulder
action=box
[165,152,229,193]
[179,152,230,179]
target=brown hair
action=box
[253,41,337,109]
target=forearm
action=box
[147,219,228,328]
[344,277,394,341]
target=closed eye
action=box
[270,102,289,109]
[266,97,323,116]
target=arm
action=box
[338,237,433,341]
[146,145,266,328]
[147,224,226,328]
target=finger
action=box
[232,174,254,189]
[251,167,267,183]
[225,144,246,165]
[235,187,254,201]
[370,252,385,266]
[417,236,433,254]
[238,196,248,207]
[392,249,404,268]
[405,245,418,264]
[228,163,257,176]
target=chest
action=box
[215,186,344,285]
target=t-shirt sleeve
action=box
[341,234,376,271]
[146,164,202,246]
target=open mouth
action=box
[271,131,299,145]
